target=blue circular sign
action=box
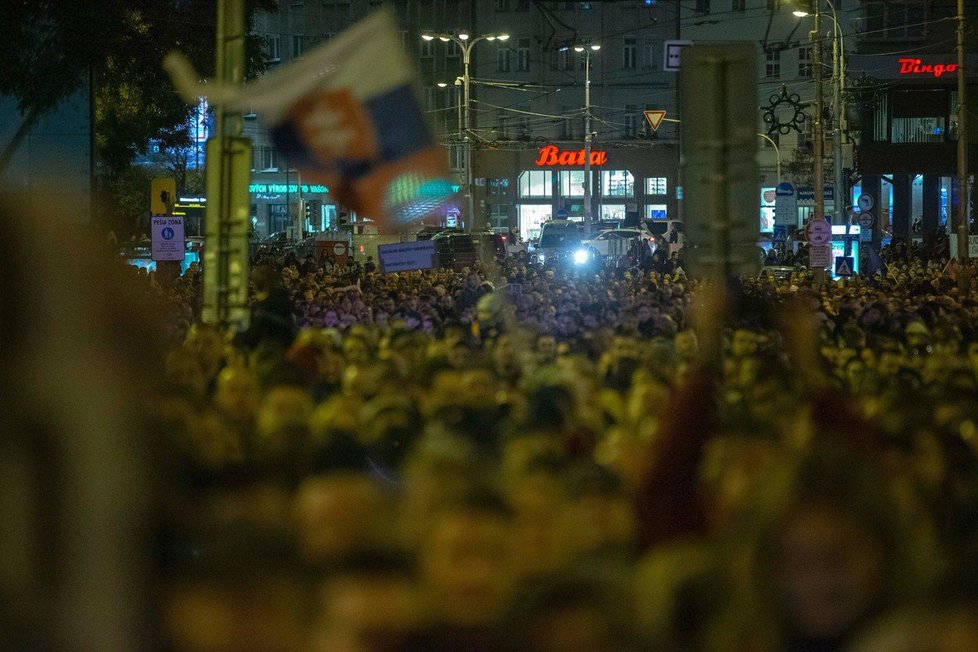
[555,208,569,220]
[161,227,175,240]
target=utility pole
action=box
[957,0,970,292]
[812,6,825,227]
[202,0,252,328]
[583,47,593,231]
[832,12,845,227]
[577,43,599,232]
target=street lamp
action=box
[794,0,846,227]
[571,43,600,232]
[423,31,509,232]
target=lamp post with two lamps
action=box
[793,0,846,229]
[422,30,509,232]
[556,41,600,231]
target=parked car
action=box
[581,227,650,258]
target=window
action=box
[556,49,575,71]
[257,146,279,171]
[798,47,812,78]
[559,171,589,197]
[601,170,635,197]
[495,0,510,9]
[322,32,334,45]
[623,37,637,69]
[519,170,553,198]
[292,35,305,59]
[695,0,710,14]
[497,47,511,73]
[488,178,510,196]
[446,39,460,59]
[645,204,668,220]
[765,50,780,78]
[496,117,510,139]
[623,105,639,138]
[864,1,926,40]
[449,144,463,170]
[421,36,434,58]
[558,108,573,139]
[601,205,627,221]
[490,205,509,229]
[732,0,746,12]
[517,38,531,72]
[265,34,281,61]
[891,117,946,144]
[422,86,436,112]
[645,39,659,70]
[645,177,668,195]
[270,204,290,234]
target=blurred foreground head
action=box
[0,197,163,649]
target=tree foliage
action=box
[0,0,275,175]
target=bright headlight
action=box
[573,249,589,265]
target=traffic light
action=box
[304,201,312,223]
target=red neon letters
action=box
[898,58,958,78]
[534,145,607,167]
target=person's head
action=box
[292,472,390,566]
[419,488,515,627]
[307,551,421,651]
[746,448,926,646]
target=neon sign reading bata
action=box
[534,145,607,167]
[898,58,958,78]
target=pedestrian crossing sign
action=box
[834,256,854,277]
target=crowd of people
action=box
[126,234,978,650]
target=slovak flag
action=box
[165,9,453,228]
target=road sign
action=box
[644,110,667,131]
[809,244,831,268]
[857,193,875,211]
[555,208,569,220]
[834,256,854,276]
[806,219,832,246]
[663,40,692,71]
[857,211,875,228]
[151,178,177,215]
[859,229,873,242]
[152,216,185,261]
[774,182,796,226]
[772,224,788,243]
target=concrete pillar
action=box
[891,174,912,241]
[922,174,941,236]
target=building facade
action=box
[847,0,977,242]
[249,0,681,239]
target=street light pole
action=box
[423,31,509,233]
[758,133,782,181]
[956,0,969,291]
[830,1,846,227]
[574,43,600,232]
[812,6,825,227]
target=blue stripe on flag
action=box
[271,120,373,179]
[365,85,433,163]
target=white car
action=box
[581,228,652,258]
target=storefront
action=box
[849,52,978,242]
[248,176,332,239]
[472,142,679,241]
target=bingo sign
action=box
[152,216,185,261]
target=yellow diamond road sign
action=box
[644,110,666,131]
